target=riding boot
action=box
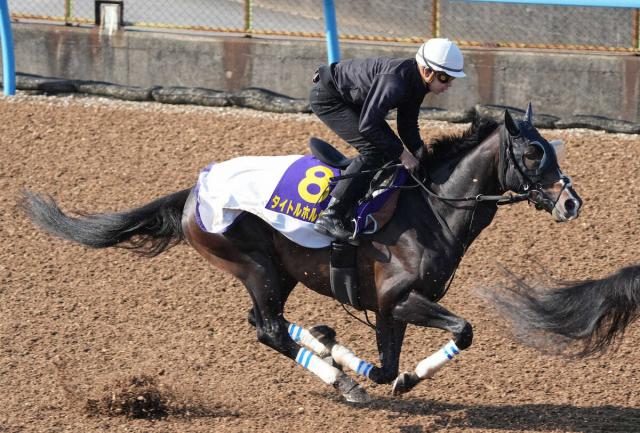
[314,197,355,242]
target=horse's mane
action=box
[424,115,499,165]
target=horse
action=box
[24,104,593,403]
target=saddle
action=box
[310,137,407,237]
[309,137,408,310]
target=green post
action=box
[431,0,440,38]
[244,0,252,35]
[64,0,72,25]
[635,9,640,52]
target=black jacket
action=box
[318,57,428,160]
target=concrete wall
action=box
[7,23,640,122]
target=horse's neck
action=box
[429,128,502,246]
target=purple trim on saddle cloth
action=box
[194,163,214,232]
[266,155,340,224]
[354,169,409,235]
[220,211,248,232]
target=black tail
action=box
[481,265,640,357]
[22,188,192,257]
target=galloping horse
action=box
[26,105,594,403]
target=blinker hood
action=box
[509,120,558,179]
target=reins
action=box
[408,171,530,206]
[330,162,531,206]
[328,162,403,183]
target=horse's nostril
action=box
[565,199,576,211]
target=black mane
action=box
[424,115,499,166]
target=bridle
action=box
[406,122,569,302]
[497,122,573,213]
[412,123,562,209]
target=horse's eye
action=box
[524,143,544,160]
[522,142,545,171]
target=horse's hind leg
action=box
[182,197,368,402]
[309,315,406,385]
[184,229,368,401]
[237,251,370,403]
[389,290,472,395]
[247,271,296,328]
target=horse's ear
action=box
[524,101,533,124]
[504,110,520,136]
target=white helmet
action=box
[416,38,466,78]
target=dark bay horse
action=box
[25,105,600,403]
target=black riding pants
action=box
[309,81,389,205]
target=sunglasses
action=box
[435,71,455,84]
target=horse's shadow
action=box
[316,392,640,432]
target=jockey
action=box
[310,38,466,243]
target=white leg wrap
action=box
[287,323,331,357]
[415,340,460,380]
[295,348,340,385]
[331,344,374,377]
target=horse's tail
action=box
[480,265,640,357]
[21,188,192,257]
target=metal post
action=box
[431,0,440,38]
[0,0,15,95]
[323,0,340,64]
[65,0,72,25]
[634,9,640,51]
[244,0,252,35]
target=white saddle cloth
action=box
[195,155,335,249]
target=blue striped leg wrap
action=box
[295,348,315,368]
[288,323,303,342]
[356,360,374,377]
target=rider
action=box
[310,38,465,243]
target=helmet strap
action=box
[424,67,435,84]
[419,66,434,85]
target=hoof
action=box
[392,371,420,396]
[343,383,370,403]
[247,308,256,327]
[309,325,337,345]
[335,374,370,404]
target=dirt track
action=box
[1,94,639,433]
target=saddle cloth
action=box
[194,155,407,248]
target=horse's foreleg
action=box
[304,324,388,381]
[287,322,392,382]
[367,314,407,384]
[311,314,408,385]
[287,323,375,380]
[390,290,472,395]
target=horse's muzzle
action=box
[552,188,582,222]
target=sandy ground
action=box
[1,94,639,433]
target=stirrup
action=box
[338,217,359,246]
[314,218,359,246]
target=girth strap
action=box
[329,241,362,310]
